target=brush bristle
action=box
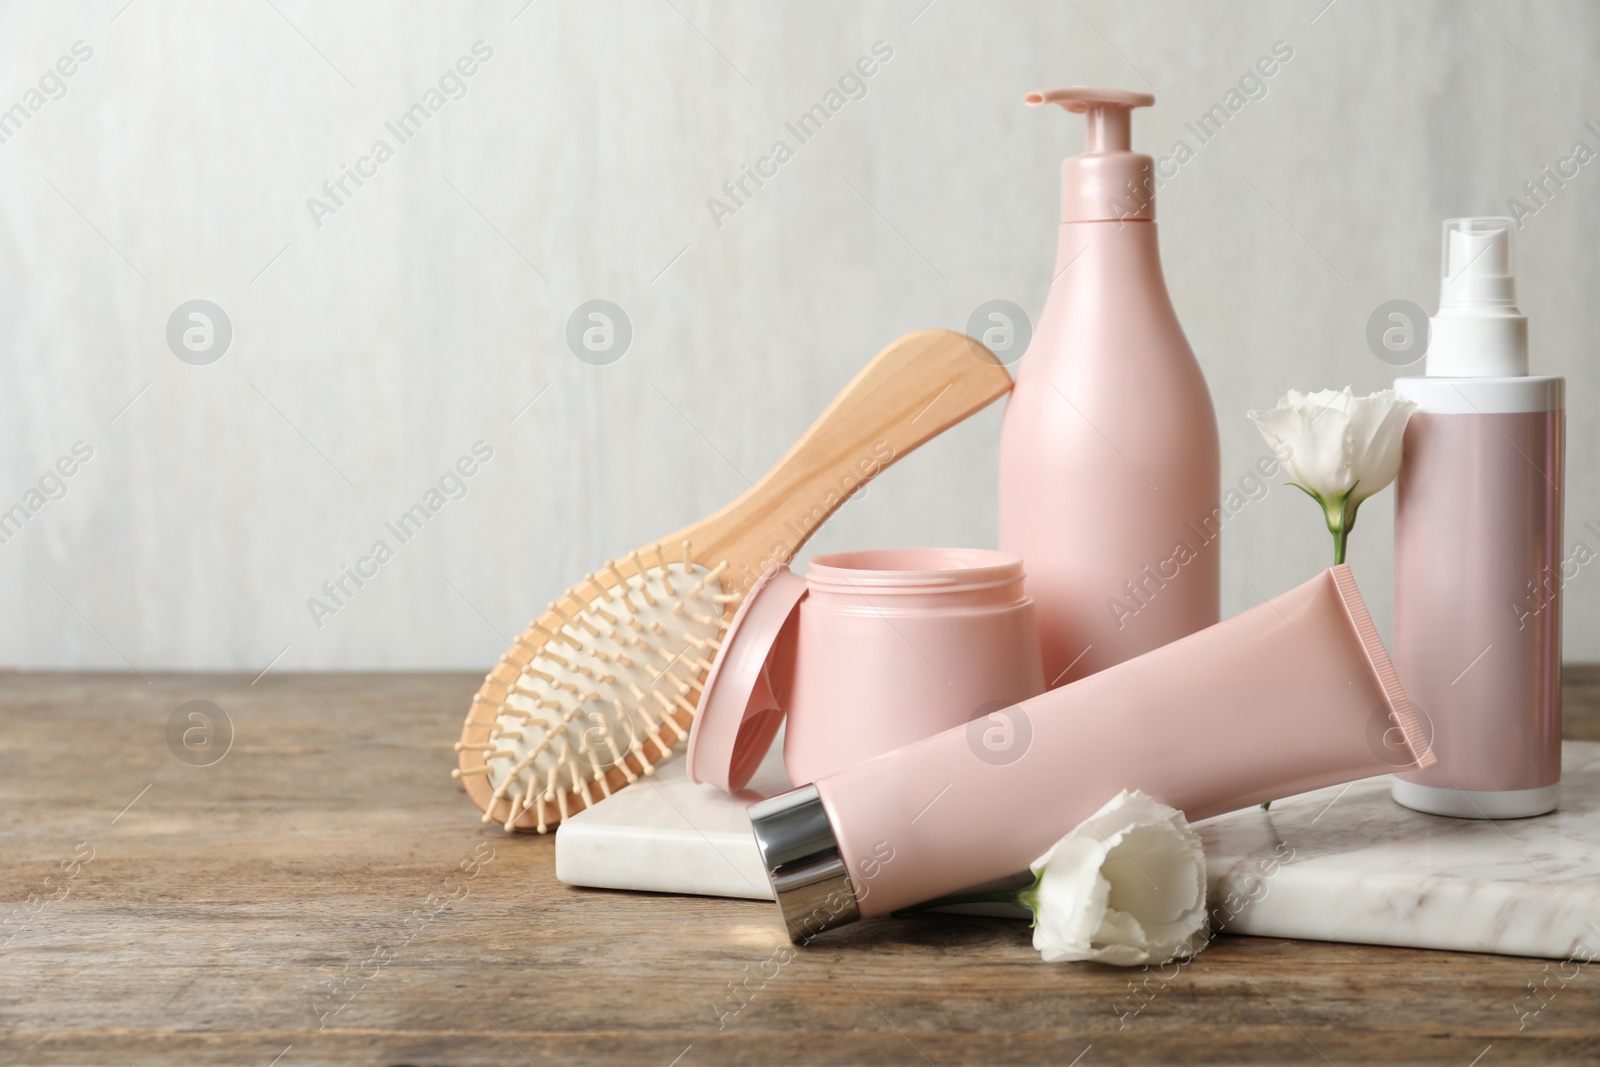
[461,542,734,832]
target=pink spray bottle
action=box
[1391,218,1565,818]
[999,88,1220,686]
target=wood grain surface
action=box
[3,669,1598,1066]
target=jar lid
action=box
[685,563,807,793]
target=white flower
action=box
[1247,387,1416,564]
[1020,790,1209,966]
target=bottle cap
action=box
[684,564,806,793]
[1027,86,1156,223]
[748,785,859,942]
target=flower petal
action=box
[1248,386,1416,512]
[1249,391,1355,498]
[1029,836,1111,962]
[1027,790,1210,966]
[1341,390,1416,503]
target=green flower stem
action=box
[1327,490,1359,567]
[893,880,1040,922]
[1289,480,1362,570]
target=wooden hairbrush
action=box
[454,328,1012,832]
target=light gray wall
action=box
[2,0,1596,672]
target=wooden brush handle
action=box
[679,329,1012,586]
[460,328,1010,832]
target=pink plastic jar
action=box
[783,548,1045,785]
[688,548,1046,794]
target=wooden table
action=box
[2,670,1597,1066]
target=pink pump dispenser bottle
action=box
[999,88,1220,687]
[1391,218,1565,819]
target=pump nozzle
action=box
[1025,87,1154,152]
[1026,86,1157,223]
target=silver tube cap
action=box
[748,785,860,943]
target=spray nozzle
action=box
[1025,87,1154,152]
[1427,216,1528,378]
[1440,217,1518,309]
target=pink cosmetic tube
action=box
[748,565,1434,942]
